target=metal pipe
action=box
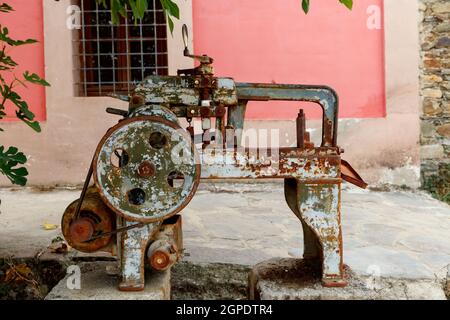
[235,83,339,147]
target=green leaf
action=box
[23,71,50,86]
[302,0,310,14]
[167,14,174,34]
[136,0,148,19]
[16,110,41,132]
[97,0,180,35]
[302,0,353,14]
[0,26,37,46]
[0,3,13,13]
[160,0,179,34]
[1,86,41,132]
[161,0,179,19]
[0,146,27,163]
[109,0,127,24]
[0,54,18,68]
[339,0,353,10]
[0,145,28,186]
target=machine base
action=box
[45,261,170,300]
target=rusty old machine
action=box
[62,25,367,291]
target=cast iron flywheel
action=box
[93,116,200,223]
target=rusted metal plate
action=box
[200,147,341,180]
[134,76,238,106]
[118,219,161,291]
[128,105,179,123]
[340,159,368,189]
[296,183,347,287]
[93,116,200,223]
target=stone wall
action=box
[419,0,450,202]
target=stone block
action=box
[436,37,450,48]
[422,98,442,116]
[45,262,170,300]
[437,123,450,137]
[421,144,445,159]
[432,3,450,14]
[436,22,450,33]
[248,258,446,300]
[422,88,443,98]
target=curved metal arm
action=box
[235,83,339,147]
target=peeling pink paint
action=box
[193,0,385,120]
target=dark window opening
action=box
[75,0,168,97]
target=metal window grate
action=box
[74,0,168,97]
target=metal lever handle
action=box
[182,24,189,56]
[181,24,213,64]
[106,108,128,117]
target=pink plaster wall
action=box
[193,0,386,120]
[1,0,46,121]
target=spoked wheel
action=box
[93,116,200,223]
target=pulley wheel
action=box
[61,191,115,253]
[93,116,200,223]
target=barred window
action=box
[75,0,168,97]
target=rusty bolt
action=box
[200,107,211,118]
[215,106,226,117]
[150,250,171,271]
[137,161,156,179]
[194,80,200,85]
[130,94,145,106]
[69,218,95,243]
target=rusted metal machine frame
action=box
[113,78,354,288]
[117,215,182,291]
[62,25,367,292]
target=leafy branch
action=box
[0,146,27,186]
[302,0,353,13]
[0,3,50,186]
[96,0,180,33]
[102,0,352,34]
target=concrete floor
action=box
[0,182,449,281]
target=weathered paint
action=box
[236,83,339,146]
[200,148,340,180]
[119,219,161,291]
[128,105,179,124]
[94,116,200,223]
[284,178,321,260]
[68,30,366,291]
[227,101,248,146]
[296,183,346,286]
[134,76,238,106]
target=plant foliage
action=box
[0,3,49,186]
[102,0,353,33]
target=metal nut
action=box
[137,161,156,179]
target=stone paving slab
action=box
[1,183,449,282]
[249,258,447,300]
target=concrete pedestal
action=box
[248,258,446,300]
[45,262,170,300]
